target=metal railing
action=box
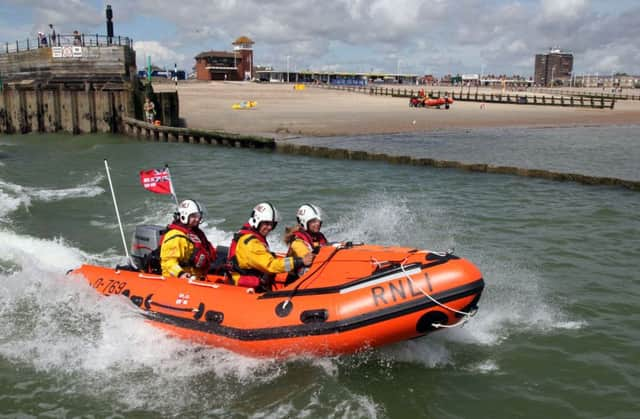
[1,34,133,54]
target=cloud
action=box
[133,41,186,69]
[2,0,639,76]
[540,0,589,20]
[102,0,640,75]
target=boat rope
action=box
[282,244,344,309]
[400,257,476,328]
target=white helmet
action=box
[297,204,323,230]
[177,199,204,224]
[248,202,279,229]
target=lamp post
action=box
[286,55,290,83]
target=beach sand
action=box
[155,81,640,137]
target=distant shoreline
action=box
[155,81,640,138]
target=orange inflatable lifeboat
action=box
[409,96,454,108]
[69,243,484,358]
[424,97,454,107]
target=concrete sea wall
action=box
[0,45,178,134]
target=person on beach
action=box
[143,97,156,123]
[227,202,314,291]
[284,204,328,283]
[160,199,216,280]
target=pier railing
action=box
[1,34,133,54]
[312,84,616,109]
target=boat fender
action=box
[275,300,293,317]
[193,303,205,320]
[416,311,448,333]
[205,310,224,324]
[300,309,328,324]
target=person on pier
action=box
[143,97,156,123]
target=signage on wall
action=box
[52,46,83,58]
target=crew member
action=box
[285,203,328,257]
[283,204,329,283]
[160,199,216,280]
[228,202,313,290]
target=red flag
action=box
[140,168,173,195]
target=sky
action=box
[1,0,639,77]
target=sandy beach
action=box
[155,81,640,137]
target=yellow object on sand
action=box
[294,84,305,91]
[231,100,257,110]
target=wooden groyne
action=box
[275,142,640,191]
[313,84,616,109]
[122,117,275,148]
[116,118,638,191]
[529,87,640,101]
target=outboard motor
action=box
[130,225,166,272]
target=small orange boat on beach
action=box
[69,241,484,357]
[409,96,454,108]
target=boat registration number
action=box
[92,277,127,295]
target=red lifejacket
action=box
[285,229,327,284]
[290,229,328,253]
[163,222,216,271]
[227,223,271,287]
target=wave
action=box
[0,191,582,414]
[0,175,105,220]
[0,230,383,415]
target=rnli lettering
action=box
[92,277,128,295]
[371,277,428,306]
[371,286,387,306]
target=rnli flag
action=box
[139,168,173,195]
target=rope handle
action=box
[400,257,477,328]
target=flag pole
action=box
[165,164,179,206]
[104,159,134,267]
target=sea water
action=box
[0,129,638,418]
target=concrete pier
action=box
[0,44,178,134]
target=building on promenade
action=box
[254,69,419,85]
[534,48,573,86]
[194,36,254,81]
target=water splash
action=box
[0,176,104,220]
[0,231,296,413]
